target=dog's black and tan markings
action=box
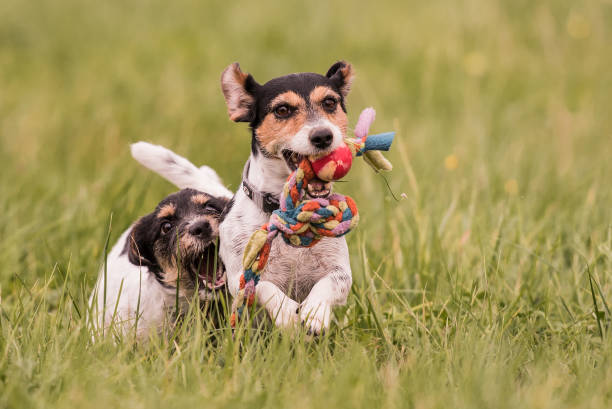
[124,189,229,291]
[91,143,235,340]
[218,62,356,335]
[127,63,356,335]
[221,61,353,165]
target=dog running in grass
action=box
[132,61,356,335]
[88,162,231,339]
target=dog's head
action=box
[125,189,228,293]
[221,61,354,198]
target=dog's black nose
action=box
[309,128,333,150]
[189,220,212,238]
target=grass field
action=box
[1,0,612,407]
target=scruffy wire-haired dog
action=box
[133,62,355,335]
[89,160,231,339]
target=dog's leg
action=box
[256,281,299,329]
[299,267,352,335]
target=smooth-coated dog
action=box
[134,62,356,335]
[219,61,355,334]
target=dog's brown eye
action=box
[322,97,337,112]
[274,104,293,119]
[161,222,172,234]
[203,202,221,213]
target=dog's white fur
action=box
[283,119,345,159]
[131,139,352,335]
[130,142,233,198]
[88,229,177,339]
[221,145,351,334]
[88,144,232,339]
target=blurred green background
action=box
[1,0,611,408]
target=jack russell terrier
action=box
[89,151,232,339]
[132,61,355,335]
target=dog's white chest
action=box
[262,236,349,302]
[219,192,350,302]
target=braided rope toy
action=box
[230,108,395,327]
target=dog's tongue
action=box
[199,259,226,290]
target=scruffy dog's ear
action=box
[220,63,259,122]
[126,214,157,268]
[326,61,354,98]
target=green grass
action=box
[1,0,612,407]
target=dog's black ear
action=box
[126,213,157,268]
[220,62,259,123]
[326,61,354,98]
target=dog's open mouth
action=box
[282,149,303,171]
[282,149,332,199]
[193,247,226,291]
[306,178,331,198]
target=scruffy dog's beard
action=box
[156,236,225,292]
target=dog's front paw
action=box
[270,298,300,329]
[299,299,332,336]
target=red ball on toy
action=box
[309,143,353,182]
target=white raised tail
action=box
[130,142,233,199]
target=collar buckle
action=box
[241,160,280,214]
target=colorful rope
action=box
[230,159,359,327]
